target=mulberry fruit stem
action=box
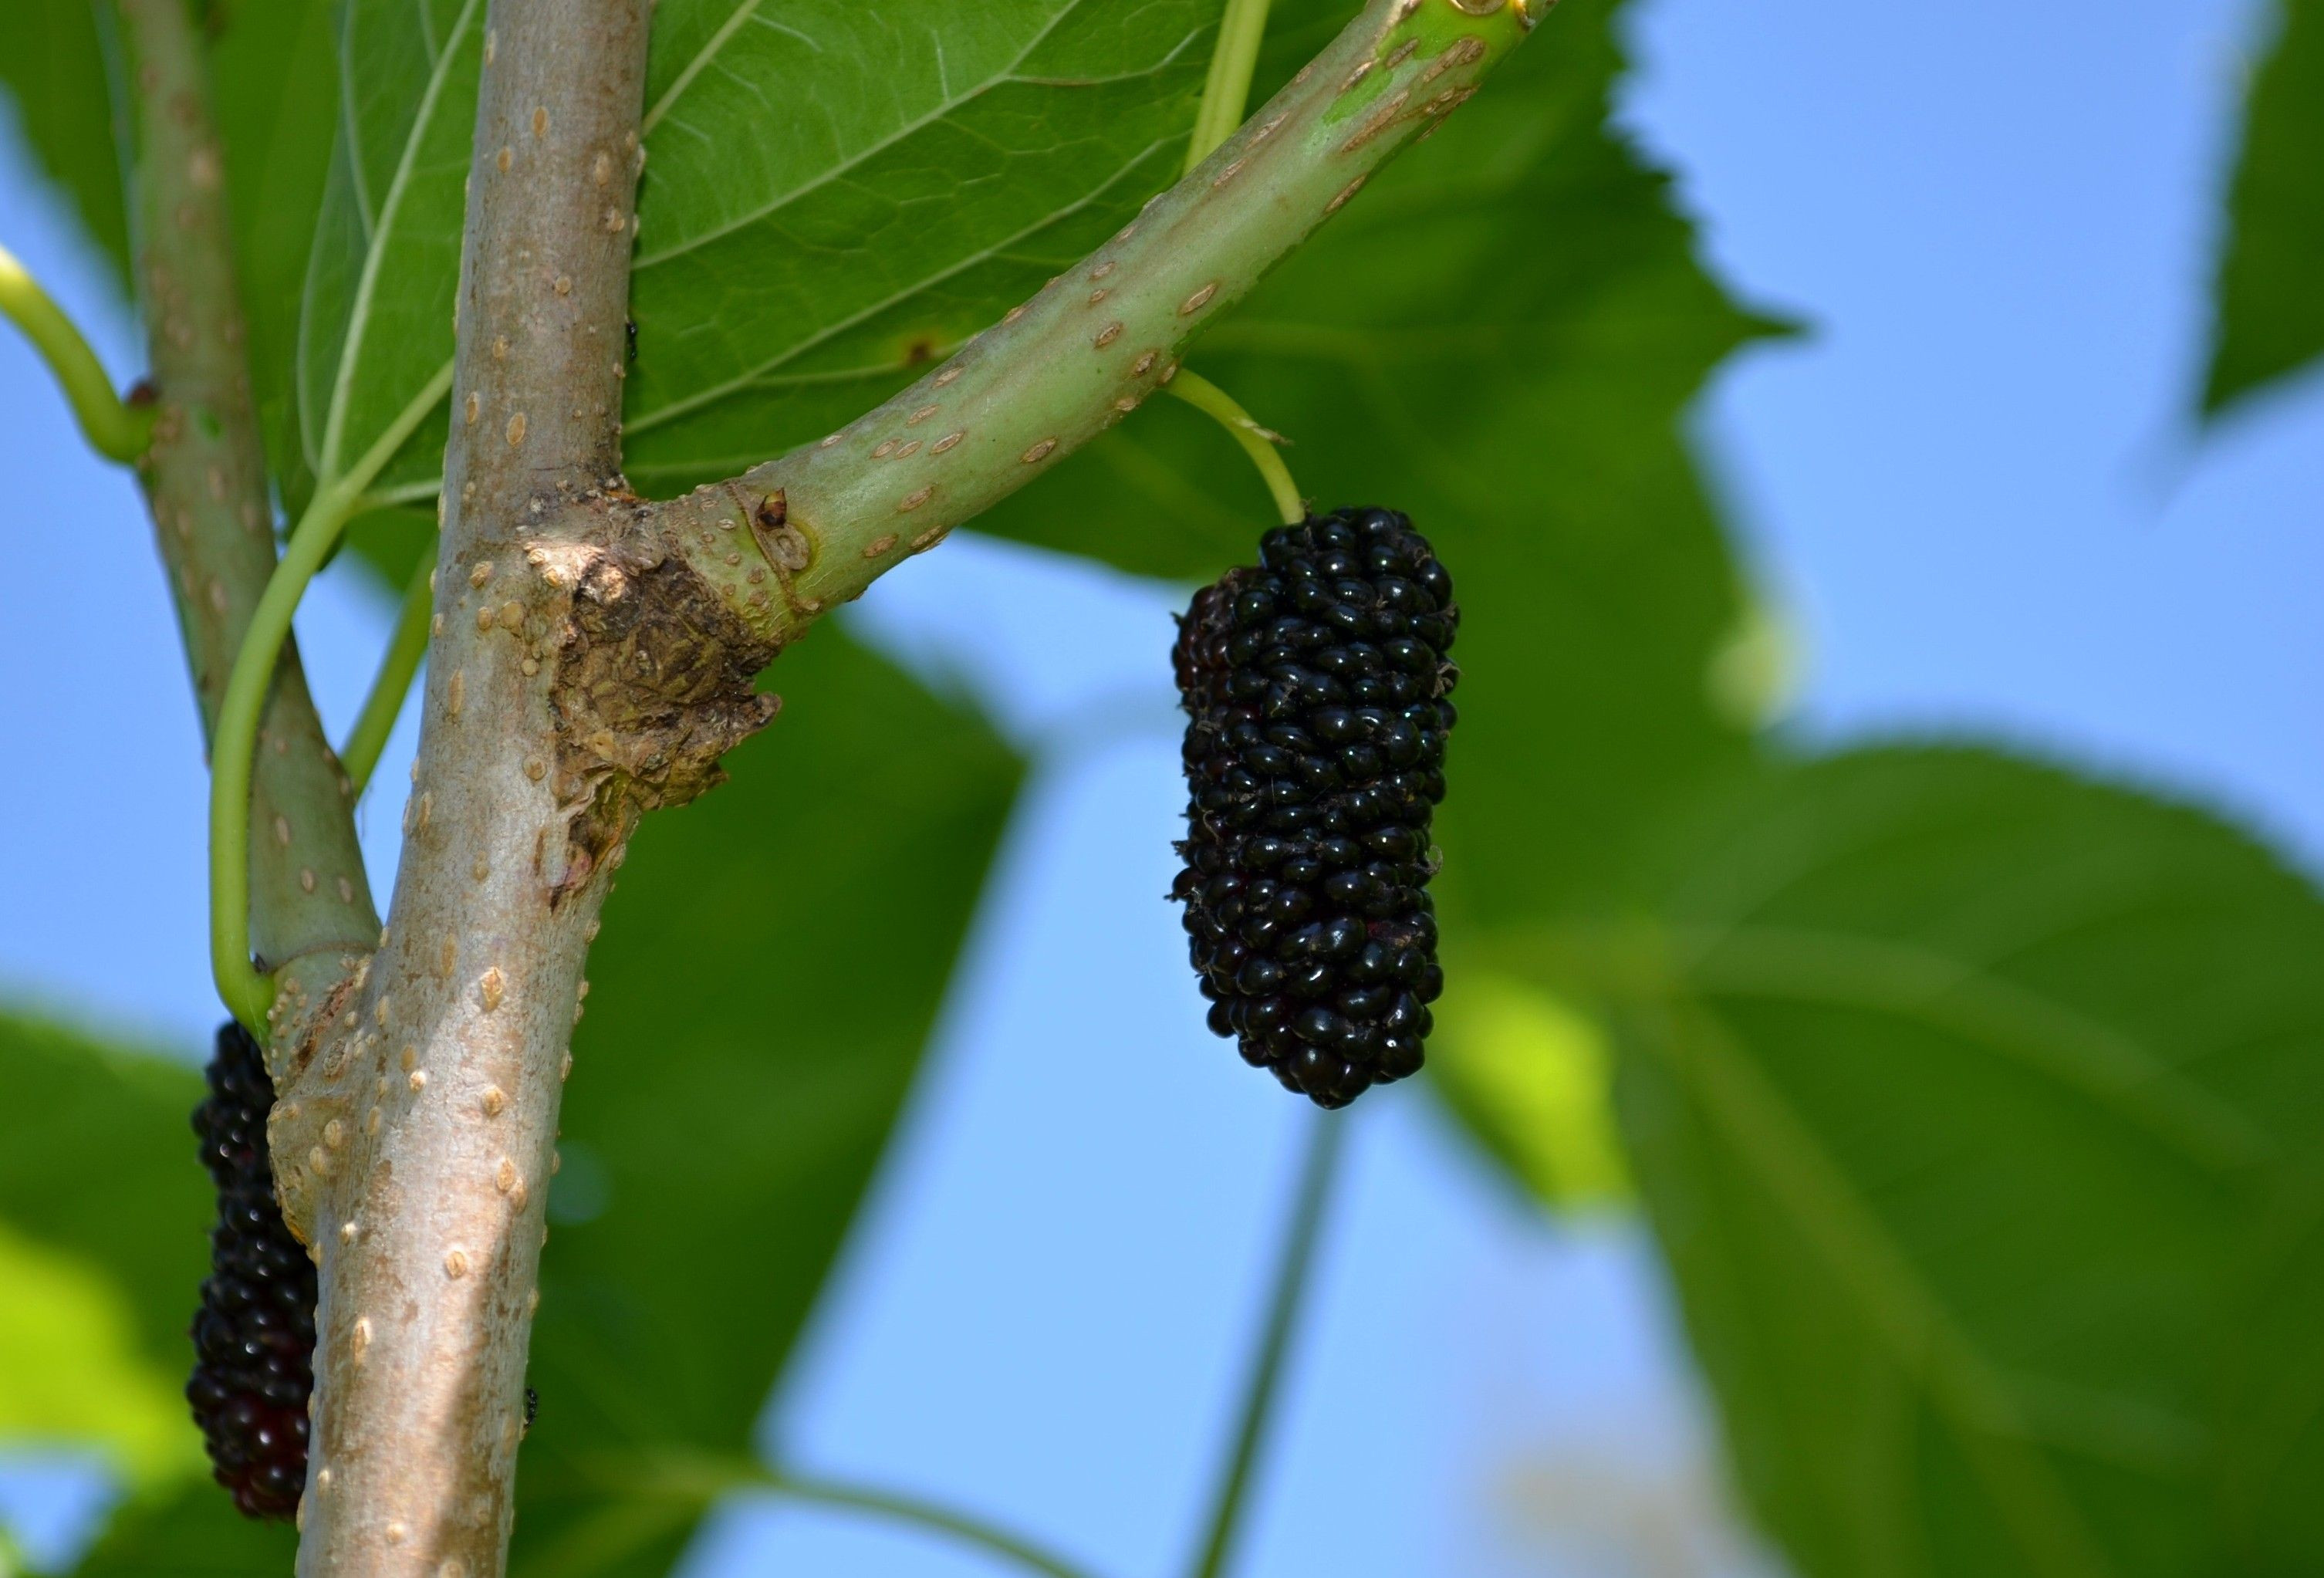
[0,242,152,464]
[1187,0,1277,174]
[1184,1113,1348,1578]
[206,363,451,1029]
[654,0,1539,650]
[339,553,436,797]
[1164,369,1306,526]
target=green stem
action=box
[340,552,436,796]
[1184,1113,1349,1578]
[579,1452,1106,1578]
[660,0,1535,647]
[209,362,452,1026]
[1187,0,1275,174]
[765,1472,1101,1578]
[1166,368,1305,525]
[0,242,152,463]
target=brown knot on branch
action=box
[537,522,781,900]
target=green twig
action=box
[656,0,1536,647]
[341,553,436,796]
[210,362,452,1026]
[0,242,152,463]
[765,1472,1100,1578]
[1184,1112,1349,1578]
[1166,369,1305,525]
[570,1451,1106,1578]
[1187,0,1275,174]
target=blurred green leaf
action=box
[0,0,342,495]
[2215,1166,2324,1571]
[0,2,127,290]
[0,1014,209,1412]
[209,0,342,498]
[73,1478,297,1575]
[1427,968,1630,1211]
[0,1222,194,1488]
[1577,745,2324,1578]
[506,623,1022,1578]
[0,1012,234,1553]
[2204,0,2324,415]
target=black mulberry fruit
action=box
[187,1021,315,1521]
[1171,506,1456,1107]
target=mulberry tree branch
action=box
[272,2,677,1572]
[1188,0,1279,174]
[258,2,1541,1573]
[110,0,381,1030]
[649,0,1539,647]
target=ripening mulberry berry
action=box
[1170,506,1457,1107]
[187,1021,315,1521]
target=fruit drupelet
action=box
[187,1021,315,1521]
[1172,506,1457,1107]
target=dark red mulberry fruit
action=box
[1171,506,1457,1107]
[187,1021,315,1521]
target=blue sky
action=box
[2,0,2319,1572]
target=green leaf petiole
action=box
[339,553,436,798]
[0,242,154,465]
[1187,0,1276,174]
[570,1450,1110,1578]
[209,361,452,1028]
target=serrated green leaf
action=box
[1581,745,2324,1578]
[621,0,1217,485]
[2204,0,2324,416]
[291,0,478,504]
[296,0,1229,514]
[504,623,1022,1578]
